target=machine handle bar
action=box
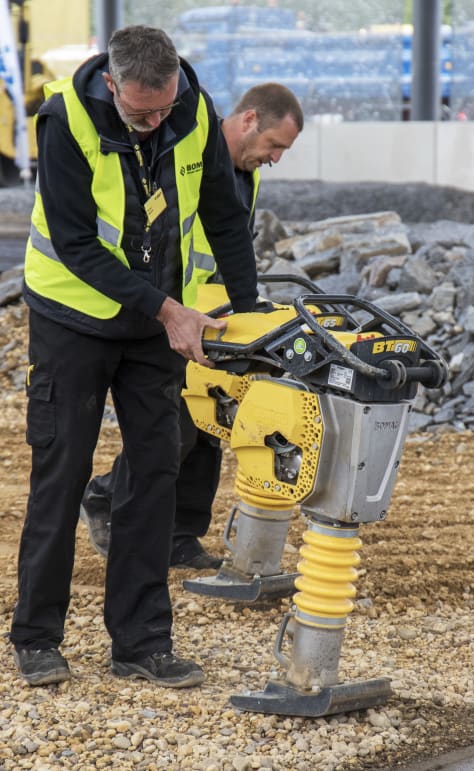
[201,290,448,389]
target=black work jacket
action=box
[24,53,257,339]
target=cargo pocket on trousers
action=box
[26,368,56,448]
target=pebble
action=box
[398,626,419,640]
[0,194,472,771]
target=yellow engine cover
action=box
[196,285,381,351]
[203,312,381,352]
[196,284,351,344]
[187,284,381,453]
[230,379,324,509]
[182,363,252,441]
[194,283,232,314]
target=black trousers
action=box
[92,399,222,541]
[174,417,222,540]
[10,310,185,661]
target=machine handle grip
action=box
[376,358,449,390]
[405,360,448,388]
[295,297,449,389]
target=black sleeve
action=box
[197,90,258,313]
[35,96,167,318]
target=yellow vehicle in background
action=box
[0,0,92,185]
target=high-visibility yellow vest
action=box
[191,168,260,285]
[24,77,210,318]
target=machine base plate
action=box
[231,677,392,717]
[183,569,297,601]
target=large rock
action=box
[273,211,411,279]
[1,183,472,434]
[250,207,474,433]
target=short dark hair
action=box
[232,83,304,132]
[108,26,180,91]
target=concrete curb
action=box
[395,745,474,771]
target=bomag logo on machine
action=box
[372,339,418,354]
[180,161,204,176]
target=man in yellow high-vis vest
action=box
[10,25,262,689]
[79,84,304,569]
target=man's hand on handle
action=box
[157,297,226,368]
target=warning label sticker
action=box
[328,364,354,391]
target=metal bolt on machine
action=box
[183,277,448,717]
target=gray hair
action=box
[108,25,180,91]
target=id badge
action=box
[144,188,167,224]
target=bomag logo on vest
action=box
[372,339,418,354]
[180,161,203,176]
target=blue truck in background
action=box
[173,5,474,120]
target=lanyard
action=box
[127,126,153,263]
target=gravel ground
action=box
[0,299,473,771]
[0,183,473,770]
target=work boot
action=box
[14,648,71,686]
[111,651,204,688]
[79,483,111,558]
[80,487,222,569]
[170,535,222,570]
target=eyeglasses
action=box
[113,81,180,119]
[123,101,180,119]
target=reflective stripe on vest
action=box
[24,77,209,318]
[189,168,260,286]
[29,215,121,261]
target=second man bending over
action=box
[81,83,304,568]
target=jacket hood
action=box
[71,52,203,148]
